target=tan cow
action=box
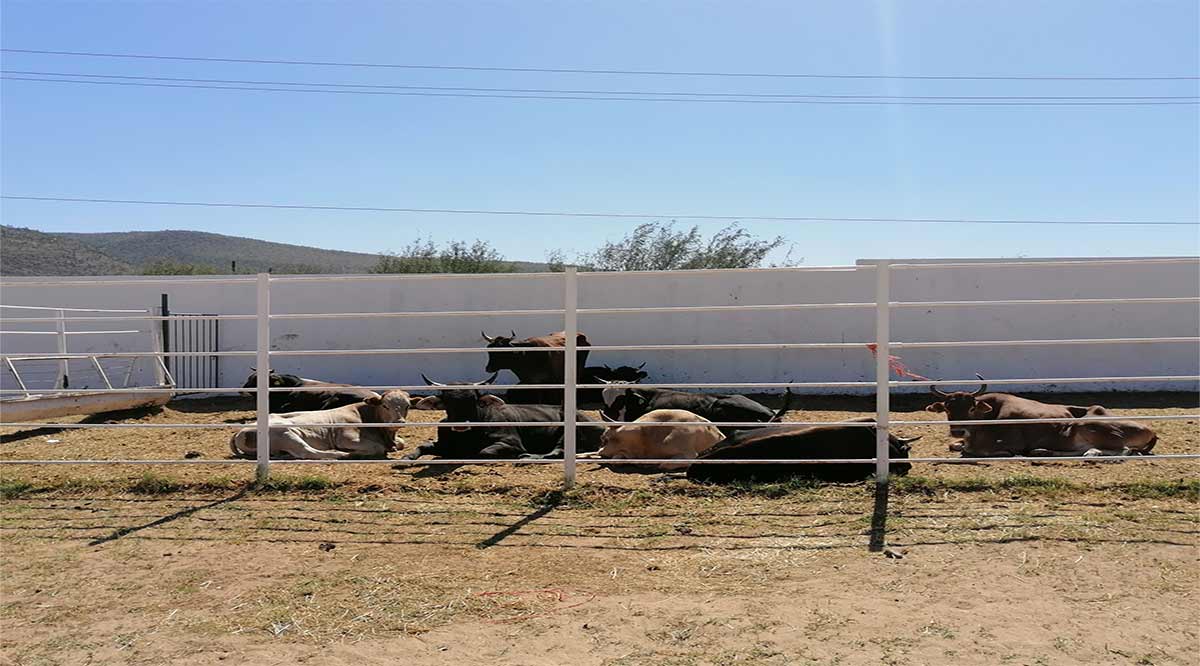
[581,409,724,473]
[230,390,411,460]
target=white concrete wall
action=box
[2,259,1197,395]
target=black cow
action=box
[482,330,591,404]
[578,363,649,403]
[402,373,603,459]
[601,386,794,435]
[687,419,919,483]
[240,370,379,413]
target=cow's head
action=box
[412,372,503,432]
[366,390,412,422]
[481,330,522,373]
[592,363,649,384]
[240,369,302,396]
[601,388,651,423]
[364,390,413,451]
[925,375,991,439]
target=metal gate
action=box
[160,294,220,389]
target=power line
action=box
[4,195,1196,227]
[4,70,1195,102]
[6,76,1197,106]
[3,48,1197,82]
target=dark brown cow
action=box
[925,375,1157,458]
[482,330,591,404]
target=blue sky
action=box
[2,1,1197,266]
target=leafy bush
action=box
[372,239,516,274]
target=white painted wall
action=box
[2,258,1197,395]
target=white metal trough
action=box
[0,305,175,423]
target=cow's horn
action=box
[972,374,988,397]
[929,381,949,398]
[595,377,613,384]
[478,372,500,385]
[600,411,617,422]
[509,329,516,338]
[897,435,923,445]
[637,362,646,370]
[481,331,495,343]
[420,373,447,387]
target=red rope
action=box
[865,344,932,381]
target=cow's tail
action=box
[770,386,796,423]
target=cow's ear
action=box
[478,394,505,407]
[925,402,946,413]
[414,396,443,410]
[972,402,993,416]
[364,396,382,405]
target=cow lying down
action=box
[579,409,725,473]
[241,370,380,413]
[926,376,1157,457]
[687,419,919,484]
[402,373,603,460]
[230,390,411,460]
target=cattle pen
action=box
[1,257,1198,483]
[3,257,1198,664]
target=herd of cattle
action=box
[230,329,1159,482]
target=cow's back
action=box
[690,424,908,483]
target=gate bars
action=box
[0,258,1198,485]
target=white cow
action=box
[230,390,411,460]
[581,409,725,473]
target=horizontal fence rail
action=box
[3,454,1198,466]
[4,376,1198,395]
[4,414,1196,430]
[1,259,1197,483]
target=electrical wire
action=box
[3,195,1196,226]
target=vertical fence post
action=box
[55,309,69,389]
[255,273,271,483]
[160,294,171,379]
[562,267,579,488]
[874,261,891,484]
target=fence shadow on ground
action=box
[4,490,1194,554]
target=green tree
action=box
[574,222,792,271]
[371,239,517,274]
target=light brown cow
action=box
[926,376,1157,457]
[581,409,724,473]
[230,390,411,460]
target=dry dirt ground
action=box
[1,393,1197,665]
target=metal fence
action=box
[1,258,1198,487]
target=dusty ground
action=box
[1,393,1197,665]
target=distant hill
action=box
[0,226,136,276]
[55,229,382,274]
[1,226,546,275]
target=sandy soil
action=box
[1,393,1197,665]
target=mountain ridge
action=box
[1,226,546,275]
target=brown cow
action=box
[482,330,591,404]
[925,375,1157,457]
[581,409,724,473]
